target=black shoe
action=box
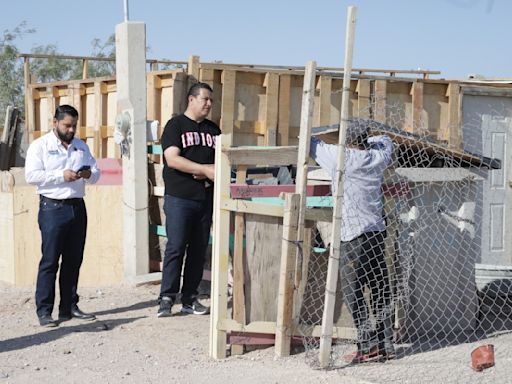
[39,315,58,328]
[59,305,96,321]
[157,296,173,317]
[181,300,210,315]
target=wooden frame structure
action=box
[209,133,356,359]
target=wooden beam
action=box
[221,198,284,217]
[318,75,332,126]
[226,146,298,166]
[295,61,316,293]
[93,82,103,158]
[356,79,370,119]
[218,318,356,339]
[230,184,330,198]
[319,5,357,369]
[210,133,232,359]
[188,55,200,80]
[410,81,424,133]
[446,83,462,149]
[275,193,300,357]
[220,70,236,135]
[82,59,89,79]
[374,79,387,123]
[231,165,248,356]
[278,74,291,145]
[23,58,35,140]
[264,73,279,146]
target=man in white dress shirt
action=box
[310,119,395,362]
[25,105,100,327]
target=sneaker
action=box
[181,300,210,315]
[157,296,173,317]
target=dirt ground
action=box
[1,281,512,384]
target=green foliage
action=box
[0,21,34,120]
[30,44,83,82]
[87,34,116,78]
[0,22,118,120]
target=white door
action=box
[462,94,512,265]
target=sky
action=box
[1,0,509,80]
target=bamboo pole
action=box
[318,5,357,368]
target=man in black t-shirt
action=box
[157,82,221,317]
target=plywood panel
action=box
[7,185,124,286]
[13,186,40,285]
[0,192,14,283]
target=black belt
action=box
[40,195,83,205]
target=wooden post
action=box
[231,165,247,356]
[374,80,387,123]
[278,74,291,145]
[93,81,103,158]
[220,70,236,135]
[356,79,370,119]
[264,72,279,146]
[318,75,332,126]
[411,81,424,133]
[319,5,357,369]
[82,59,89,79]
[294,61,316,289]
[210,133,232,359]
[23,57,34,141]
[447,83,462,149]
[275,192,300,357]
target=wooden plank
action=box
[446,83,462,149]
[230,184,330,198]
[411,81,424,133]
[278,74,291,145]
[356,79,370,119]
[220,70,236,135]
[231,165,248,356]
[295,61,316,293]
[210,134,232,359]
[46,86,56,132]
[147,74,160,121]
[226,146,298,166]
[219,318,356,339]
[187,55,200,80]
[275,193,300,356]
[93,82,103,158]
[23,58,35,140]
[374,79,387,123]
[264,72,279,146]
[221,198,284,217]
[319,6,357,368]
[318,76,332,126]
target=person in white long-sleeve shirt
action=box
[309,120,395,362]
[25,105,100,327]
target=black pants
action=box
[35,197,87,318]
[159,192,213,304]
[340,231,394,352]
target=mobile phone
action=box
[77,165,91,172]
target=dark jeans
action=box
[36,197,87,318]
[340,231,394,352]
[159,192,213,304]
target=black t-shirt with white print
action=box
[160,114,221,201]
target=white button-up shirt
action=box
[25,131,101,199]
[310,135,393,241]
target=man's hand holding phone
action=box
[77,165,91,179]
